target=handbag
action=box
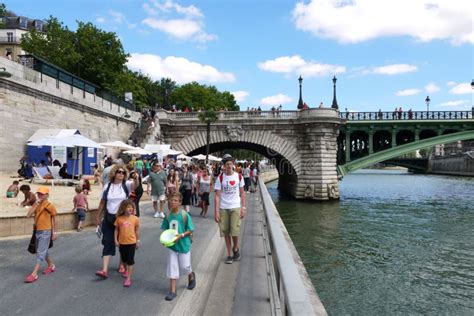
[27,228,54,254]
[27,201,55,254]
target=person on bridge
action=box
[214,154,246,264]
[25,186,58,283]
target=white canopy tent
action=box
[177,153,190,160]
[144,144,182,157]
[208,155,221,162]
[123,147,152,155]
[29,134,104,149]
[192,154,207,160]
[100,141,136,151]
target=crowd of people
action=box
[11,152,261,301]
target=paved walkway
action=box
[0,190,274,315]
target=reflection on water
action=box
[267,170,474,315]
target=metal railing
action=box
[0,36,21,44]
[259,178,327,315]
[167,110,299,120]
[340,110,473,121]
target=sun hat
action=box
[36,186,49,195]
[160,229,178,247]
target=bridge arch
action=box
[337,130,474,177]
[172,129,301,176]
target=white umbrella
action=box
[28,134,104,148]
[192,154,207,160]
[165,149,182,156]
[100,141,136,150]
[208,155,221,162]
[123,147,152,155]
[177,154,190,160]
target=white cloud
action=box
[292,0,474,45]
[372,64,418,75]
[261,94,293,106]
[127,53,235,84]
[449,83,472,94]
[97,11,136,29]
[258,55,345,78]
[446,81,457,87]
[231,91,249,103]
[142,0,215,42]
[96,17,105,24]
[425,83,440,93]
[396,89,421,96]
[439,99,468,106]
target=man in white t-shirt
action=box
[214,154,246,264]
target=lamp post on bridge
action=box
[297,76,304,110]
[425,95,430,112]
[331,75,339,110]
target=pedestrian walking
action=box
[145,162,167,218]
[197,168,211,217]
[179,165,193,213]
[95,165,135,279]
[214,154,246,264]
[114,200,140,287]
[25,186,58,283]
[161,192,195,301]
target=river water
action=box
[266,170,474,315]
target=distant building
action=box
[0,15,46,61]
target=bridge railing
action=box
[163,110,299,120]
[258,178,327,315]
[339,110,473,121]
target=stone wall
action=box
[0,58,139,173]
[429,154,474,176]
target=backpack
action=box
[102,181,130,203]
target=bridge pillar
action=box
[345,131,351,163]
[368,130,374,155]
[391,129,397,148]
[293,109,341,200]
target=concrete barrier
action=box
[0,209,98,238]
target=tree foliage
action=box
[171,82,238,111]
[19,15,237,111]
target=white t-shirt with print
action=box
[101,180,132,214]
[214,172,245,209]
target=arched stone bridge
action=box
[156,109,474,200]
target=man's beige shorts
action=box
[218,208,241,237]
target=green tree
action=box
[75,21,128,89]
[198,110,219,164]
[171,82,238,111]
[21,16,80,72]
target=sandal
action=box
[42,264,56,275]
[118,266,125,274]
[25,274,39,283]
[95,270,108,278]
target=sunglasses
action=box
[116,170,126,175]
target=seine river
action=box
[267,170,474,315]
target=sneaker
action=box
[95,270,108,279]
[42,264,56,275]
[165,292,177,301]
[153,212,159,218]
[159,212,165,218]
[233,249,241,261]
[187,272,196,290]
[225,256,233,264]
[123,278,132,287]
[24,274,39,283]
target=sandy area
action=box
[0,172,104,218]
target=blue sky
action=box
[6,0,473,112]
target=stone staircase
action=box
[129,118,162,148]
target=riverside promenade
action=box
[0,172,326,316]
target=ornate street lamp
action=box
[425,95,430,112]
[297,76,304,109]
[116,110,131,126]
[331,75,339,110]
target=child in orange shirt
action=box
[25,186,58,283]
[114,199,140,287]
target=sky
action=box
[5,0,473,112]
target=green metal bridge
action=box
[337,110,474,177]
